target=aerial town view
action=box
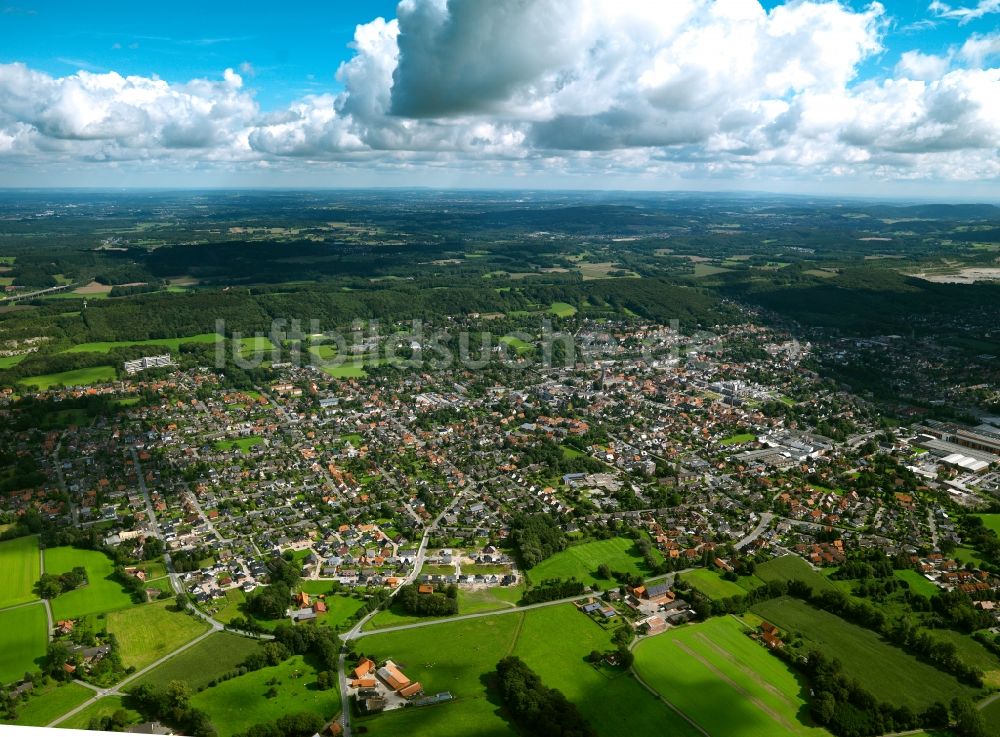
[1,2,1000,737]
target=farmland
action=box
[894,569,940,598]
[190,654,341,737]
[0,535,40,608]
[633,616,824,737]
[130,632,263,692]
[525,536,653,586]
[44,547,135,620]
[18,365,117,390]
[754,555,839,594]
[0,603,48,684]
[752,597,974,710]
[62,332,220,353]
[106,599,210,669]
[0,681,92,726]
[57,695,141,731]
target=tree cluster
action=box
[495,656,596,737]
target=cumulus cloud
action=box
[1,0,1000,186]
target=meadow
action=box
[63,332,220,353]
[754,555,839,594]
[719,432,756,446]
[752,597,974,710]
[130,632,263,692]
[0,603,48,683]
[525,536,653,587]
[190,654,340,737]
[44,547,135,620]
[18,365,116,390]
[977,513,1000,537]
[0,681,93,726]
[215,436,264,453]
[684,568,761,600]
[0,354,27,369]
[56,695,141,731]
[894,569,940,598]
[633,616,825,737]
[0,534,40,608]
[548,301,577,317]
[107,599,210,669]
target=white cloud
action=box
[929,0,1000,24]
[1,0,999,187]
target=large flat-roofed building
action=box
[124,354,175,375]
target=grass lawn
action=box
[0,603,48,683]
[44,547,135,619]
[191,654,340,737]
[18,365,116,390]
[107,599,210,670]
[63,332,219,353]
[0,680,93,726]
[215,436,264,453]
[549,301,577,317]
[0,535,40,608]
[515,604,703,737]
[130,632,263,692]
[894,569,940,598]
[0,353,28,369]
[720,432,756,446]
[421,564,456,576]
[982,696,1000,737]
[920,628,1000,688]
[321,362,368,378]
[499,335,533,355]
[976,514,1000,537]
[457,586,523,614]
[684,568,761,600]
[526,537,652,587]
[755,555,839,594]
[57,695,142,730]
[955,546,984,568]
[752,597,974,710]
[634,616,824,737]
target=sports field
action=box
[634,617,825,737]
[0,535,40,608]
[18,365,116,390]
[107,599,210,669]
[752,597,973,710]
[0,603,48,683]
[684,568,761,600]
[44,547,135,619]
[130,632,263,691]
[0,681,92,726]
[754,555,838,594]
[526,536,652,586]
[63,332,219,353]
[190,654,341,737]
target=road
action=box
[40,547,53,637]
[734,512,773,550]
[927,509,939,550]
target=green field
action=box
[983,696,1000,737]
[499,335,533,355]
[191,654,340,737]
[0,603,48,683]
[752,597,974,710]
[130,632,263,692]
[526,537,652,587]
[634,616,824,737]
[321,362,368,378]
[215,436,264,453]
[0,535,40,608]
[107,599,210,670]
[977,514,1000,537]
[19,365,117,390]
[457,586,523,614]
[63,332,219,353]
[684,568,762,600]
[755,555,838,594]
[1,681,92,726]
[549,301,577,317]
[44,547,135,619]
[0,353,28,369]
[57,695,141,730]
[894,569,940,598]
[720,432,755,446]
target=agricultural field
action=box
[62,332,219,353]
[0,534,40,608]
[0,681,93,726]
[526,536,652,587]
[919,628,1000,688]
[130,632,263,692]
[190,654,340,737]
[752,597,974,710]
[754,555,839,594]
[18,365,116,390]
[457,585,523,614]
[633,616,824,737]
[0,603,48,683]
[0,354,28,369]
[684,568,761,600]
[57,695,142,731]
[106,599,210,670]
[44,547,135,620]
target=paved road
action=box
[40,547,54,637]
[734,512,773,550]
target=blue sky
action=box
[1,1,999,196]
